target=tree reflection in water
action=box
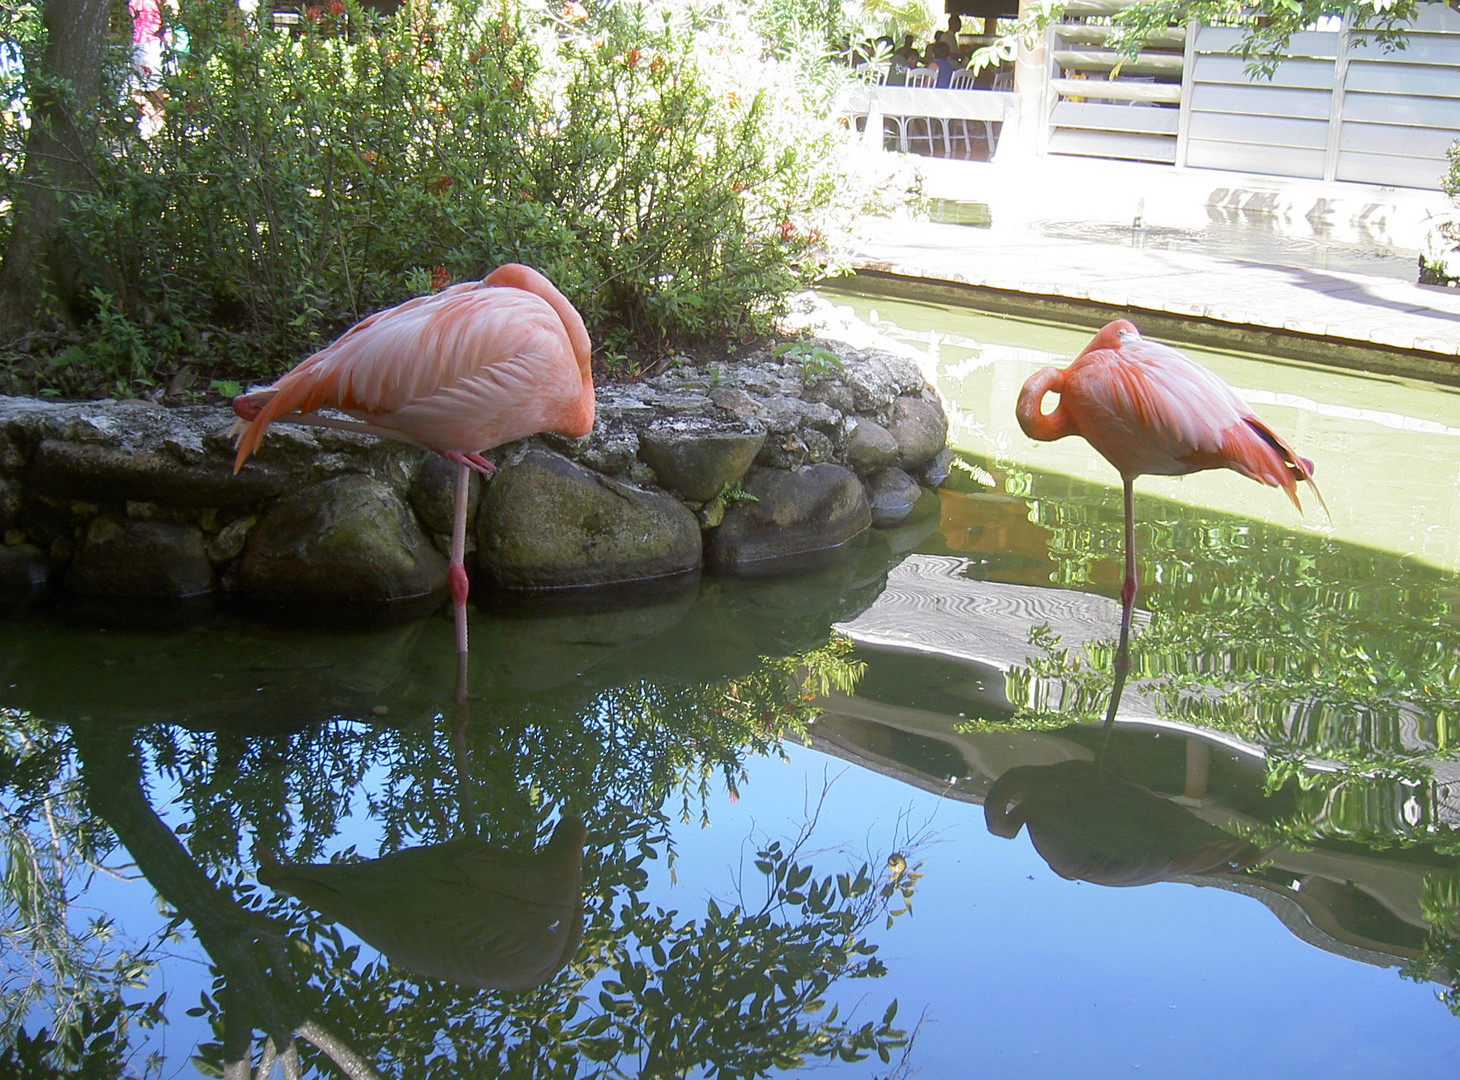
[10,451,1460,1070]
[948,465,1460,1015]
[1,550,927,1078]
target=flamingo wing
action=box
[1066,335,1321,511]
[233,275,594,469]
[1062,340,1250,479]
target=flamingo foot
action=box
[443,450,497,477]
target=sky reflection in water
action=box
[4,293,1460,1076]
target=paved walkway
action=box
[849,155,1460,376]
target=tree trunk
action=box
[0,0,112,335]
[72,721,306,1064]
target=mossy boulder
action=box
[239,473,448,605]
[476,448,702,590]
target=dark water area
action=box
[5,304,1460,1077]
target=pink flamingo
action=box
[232,264,595,664]
[1016,319,1325,667]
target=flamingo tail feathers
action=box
[231,364,348,473]
[1239,417,1330,520]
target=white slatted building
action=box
[1035,0,1460,190]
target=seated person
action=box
[874,35,908,84]
[894,34,921,68]
[927,41,957,88]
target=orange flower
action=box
[561,0,587,21]
[328,0,344,14]
[623,48,640,67]
[430,266,450,291]
[649,55,665,75]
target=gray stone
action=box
[802,373,856,414]
[864,467,924,528]
[708,386,766,419]
[753,397,847,470]
[239,473,447,604]
[574,432,641,478]
[207,514,256,564]
[844,417,900,476]
[919,448,954,488]
[889,394,949,470]
[0,475,17,532]
[477,448,701,590]
[0,428,22,472]
[408,453,481,545]
[704,464,871,572]
[638,422,767,502]
[64,517,215,600]
[29,437,288,507]
[831,355,895,411]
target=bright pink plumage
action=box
[230,263,595,669]
[232,263,594,471]
[1015,319,1325,669]
[1016,319,1323,512]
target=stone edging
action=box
[0,297,951,614]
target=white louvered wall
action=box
[1042,0,1460,190]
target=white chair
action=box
[897,67,939,154]
[843,64,890,139]
[946,68,995,158]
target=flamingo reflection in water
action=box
[257,814,587,992]
[985,624,1264,886]
[984,756,1263,887]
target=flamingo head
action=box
[1081,318,1141,356]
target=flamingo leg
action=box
[449,460,471,685]
[1100,477,1138,756]
[443,450,497,477]
[1115,476,1137,672]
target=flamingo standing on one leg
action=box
[231,263,595,675]
[1016,319,1325,681]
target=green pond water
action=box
[4,288,1460,1077]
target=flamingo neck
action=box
[1016,366,1078,443]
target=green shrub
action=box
[6,0,902,394]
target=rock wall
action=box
[0,324,950,615]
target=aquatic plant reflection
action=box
[964,464,1460,791]
[0,614,918,1077]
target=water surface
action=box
[4,294,1460,1077]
